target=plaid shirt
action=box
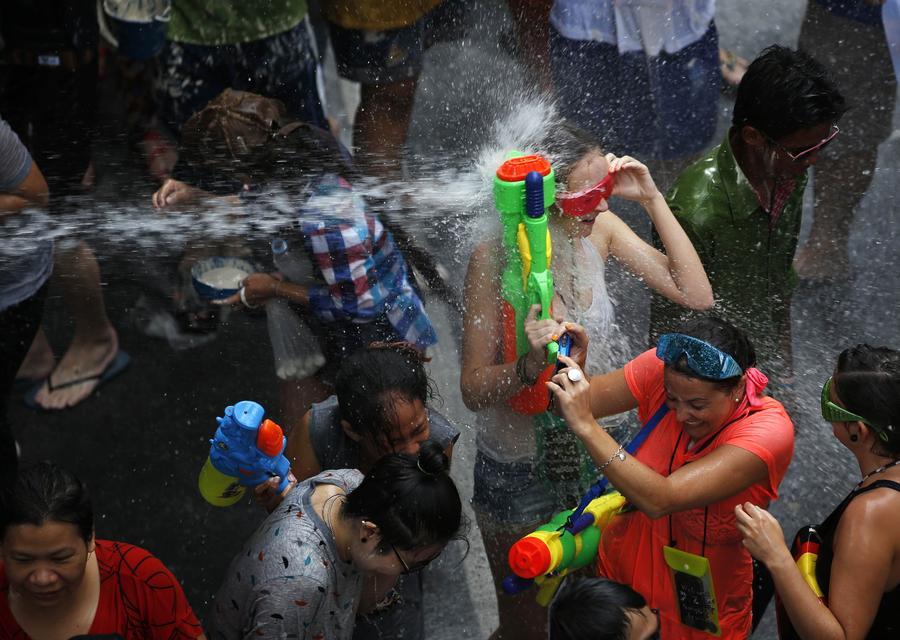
[297,175,437,351]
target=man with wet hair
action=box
[650,45,846,381]
[548,577,659,640]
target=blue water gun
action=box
[198,401,292,506]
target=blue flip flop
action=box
[23,350,132,411]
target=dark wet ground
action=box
[9,1,900,637]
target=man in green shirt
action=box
[158,0,325,137]
[650,45,846,381]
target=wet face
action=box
[663,368,741,442]
[559,150,611,238]
[755,121,836,180]
[352,530,444,577]
[1,521,92,608]
[356,395,430,462]
[626,605,661,640]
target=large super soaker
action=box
[495,152,564,414]
[198,401,292,506]
[503,491,627,604]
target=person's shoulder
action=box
[95,540,177,584]
[728,398,795,449]
[311,468,365,492]
[666,142,731,228]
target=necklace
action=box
[857,459,900,487]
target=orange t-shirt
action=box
[596,349,794,639]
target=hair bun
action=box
[416,440,449,476]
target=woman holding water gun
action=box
[735,344,900,640]
[547,317,795,639]
[460,123,712,639]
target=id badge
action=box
[663,545,721,636]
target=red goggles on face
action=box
[556,172,616,217]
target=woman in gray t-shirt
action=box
[211,442,463,640]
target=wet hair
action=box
[537,120,604,189]
[549,577,649,640]
[335,342,436,451]
[667,317,757,393]
[733,45,846,140]
[833,345,900,457]
[342,440,462,551]
[0,462,93,543]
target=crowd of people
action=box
[1,1,899,639]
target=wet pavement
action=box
[8,1,900,638]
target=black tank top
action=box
[815,479,900,639]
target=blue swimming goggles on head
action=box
[656,333,744,380]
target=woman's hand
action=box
[564,322,589,371]
[152,178,200,208]
[606,153,663,207]
[214,272,282,307]
[253,473,298,513]
[524,304,567,373]
[734,502,792,568]
[546,355,595,437]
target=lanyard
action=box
[666,416,743,555]
[563,402,669,533]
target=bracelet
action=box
[515,354,539,386]
[597,444,626,474]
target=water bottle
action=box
[265,238,324,380]
[271,237,314,285]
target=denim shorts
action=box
[550,22,720,160]
[327,0,467,84]
[471,450,559,526]
[158,20,326,133]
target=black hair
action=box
[335,342,436,450]
[834,345,900,457]
[667,316,757,392]
[342,440,462,551]
[549,577,649,640]
[733,45,846,141]
[0,462,93,543]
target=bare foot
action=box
[32,328,119,410]
[15,328,55,382]
[719,48,748,89]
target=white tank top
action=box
[476,237,625,463]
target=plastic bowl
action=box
[191,257,256,300]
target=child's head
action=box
[334,343,436,463]
[549,577,659,640]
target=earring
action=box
[734,397,741,402]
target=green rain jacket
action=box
[649,133,807,369]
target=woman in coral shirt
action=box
[548,317,794,639]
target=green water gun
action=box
[494,152,560,414]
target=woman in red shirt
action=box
[0,462,205,640]
[547,317,795,639]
